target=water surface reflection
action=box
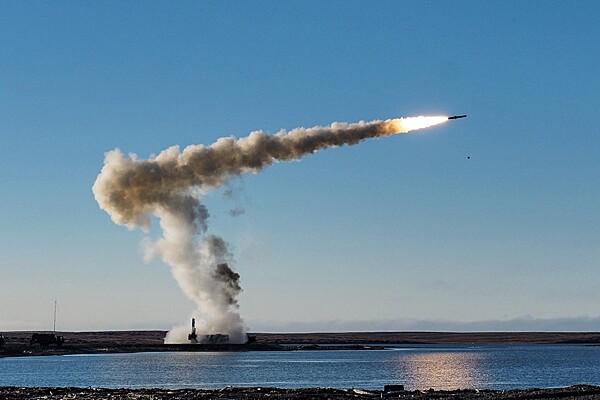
[399,350,487,390]
[2,345,600,390]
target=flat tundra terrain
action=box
[2,330,600,358]
[4,330,600,346]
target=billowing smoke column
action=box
[92,116,447,343]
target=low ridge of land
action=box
[5,330,600,346]
[254,331,600,344]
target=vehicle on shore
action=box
[30,333,64,346]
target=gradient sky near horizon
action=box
[2,1,600,332]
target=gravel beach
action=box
[2,385,600,400]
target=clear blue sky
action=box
[2,1,600,332]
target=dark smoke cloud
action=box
[213,263,242,306]
[228,207,245,217]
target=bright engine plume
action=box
[92,115,446,343]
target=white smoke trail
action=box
[92,116,447,343]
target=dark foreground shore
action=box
[2,385,600,400]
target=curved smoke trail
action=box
[92,116,447,343]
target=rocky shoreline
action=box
[2,385,600,400]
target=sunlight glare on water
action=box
[400,351,486,390]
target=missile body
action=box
[448,115,467,120]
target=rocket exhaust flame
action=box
[92,115,446,343]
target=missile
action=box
[448,115,467,120]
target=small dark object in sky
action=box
[448,115,467,120]
[467,156,471,159]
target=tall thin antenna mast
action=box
[53,299,57,333]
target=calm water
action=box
[2,345,600,390]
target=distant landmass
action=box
[3,330,600,358]
[3,330,600,346]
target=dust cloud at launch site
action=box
[92,116,448,343]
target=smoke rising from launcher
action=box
[92,115,448,343]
